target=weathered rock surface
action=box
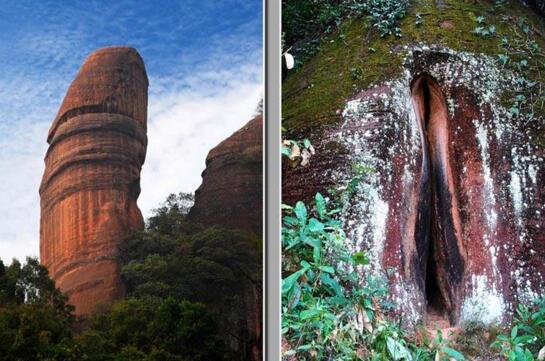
[285,47,545,326]
[188,114,263,361]
[40,46,148,315]
[189,115,263,236]
[283,0,545,327]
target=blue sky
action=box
[0,0,263,262]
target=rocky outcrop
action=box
[189,115,263,236]
[40,46,148,315]
[188,114,263,361]
[284,47,545,326]
[283,0,545,327]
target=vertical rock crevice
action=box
[411,75,466,325]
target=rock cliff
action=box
[40,46,148,315]
[188,114,263,361]
[283,1,545,326]
[189,115,263,236]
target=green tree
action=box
[0,258,77,361]
[78,297,225,361]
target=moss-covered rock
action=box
[283,0,545,134]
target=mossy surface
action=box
[282,0,545,134]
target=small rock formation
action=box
[40,46,148,315]
[189,115,263,236]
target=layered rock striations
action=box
[40,46,148,315]
[189,115,263,236]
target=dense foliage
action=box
[0,258,75,360]
[121,195,262,360]
[0,192,262,361]
[281,193,465,361]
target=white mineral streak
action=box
[474,121,502,284]
[338,73,426,324]
[460,274,505,325]
[331,43,543,325]
[341,98,393,274]
[510,148,524,220]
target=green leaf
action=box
[514,345,527,360]
[320,273,343,296]
[386,337,413,361]
[443,347,465,360]
[303,138,311,149]
[319,265,335,274]
[300,308,321,320]
[512,326,519,340]
[307,218,325,233]
[498,54,509,65]
[514,335,534,344]
[302,235,320,248]
[313,245,321,264]
[315,193,326,218]
[282,268,307,294]
[352,251,369,265]
[294,201,307,223]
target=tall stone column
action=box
[39,46,148,315]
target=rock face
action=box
[283,0,545,327]
[189,115,263,236]
[189,114,263,361]
[40,46,148,315]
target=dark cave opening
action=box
[425,228,448,320]
[412,75,452,325]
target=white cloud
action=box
[0,121,49,263]
[140,65,262,217]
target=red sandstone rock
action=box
[188,114,263,361]
[283,47,545,326]
[189,115,263,236]
[40,46,148,315]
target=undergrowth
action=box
[281,193,464,360]
[281,147,545,361]
[281,189,545,360]
[491,298,545,361]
